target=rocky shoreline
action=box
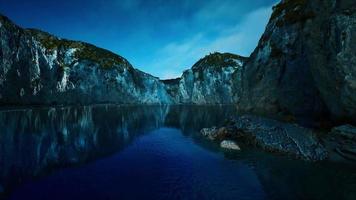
[201,115,356,162]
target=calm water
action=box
[0,105,355,200]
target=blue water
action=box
[0,105,355,200]
[9,128,265,200]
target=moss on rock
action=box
[26,29,127,69]
[192,52,246,71]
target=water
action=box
[0,105,355,200]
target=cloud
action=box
[146,4,274,79]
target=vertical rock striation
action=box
[239,0,356,123]
[0,15,172,105]
[163,53,247,104]
[0,14,245,106]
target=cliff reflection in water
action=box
[0,105,237,194]
[2,105,355,200]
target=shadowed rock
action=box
[326,124,356,161]
[239,0,356,123]
[331,125,356,141]
[201,115,328,161]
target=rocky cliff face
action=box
[0,15,172,105]
[163,53,246,104]
[0,15,244,106]
[239,0,356,122]
[307,0,356,121]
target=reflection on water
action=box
[0,105,235,195]
[0,105,355,200]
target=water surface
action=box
[0,105,355,200]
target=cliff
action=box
[239,0,356,123]
[0,15,172,105]
[163,52,247,104]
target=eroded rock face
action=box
[0,15,172,105]
[239,0,356,122]
[163,53,247,104]
[307,0,356,121]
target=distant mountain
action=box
[163,52,247,104]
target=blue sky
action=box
[0,0,277,79]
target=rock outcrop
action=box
[239,0,356,123]
[163,53,247,104]
[201,115,328,161]
[0,15,173,105]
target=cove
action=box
[0,105,355,200]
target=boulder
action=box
[220,140,241,150]
[200,127,218,140]
[200,126,234,140]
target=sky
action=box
[0,0,277,79]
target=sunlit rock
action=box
[220,140,241,150]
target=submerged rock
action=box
[201,115,328,161]
[220,140,240,151]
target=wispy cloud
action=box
[145,4,274,79]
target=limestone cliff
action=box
[239,0,356,122]
[0,15,172,105]
[163,53,246,104]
